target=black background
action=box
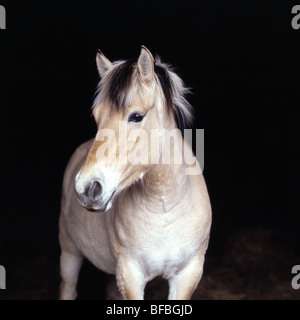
[0,0,299,299]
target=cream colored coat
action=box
[59,46,212,300]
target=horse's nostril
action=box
[88,180,102,203]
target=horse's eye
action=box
[128,112,145,123]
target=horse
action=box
[59,46,212,300]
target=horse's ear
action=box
[96,50,112,78]
[138,45,154,83]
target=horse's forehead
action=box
[127,94,150,113]
[93,92,154,124]
[93,102,122,128]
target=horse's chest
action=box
[143,240,192,279]
[125,221,197,279]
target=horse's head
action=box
[75,46,192,212]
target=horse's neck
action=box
[142,130,188,213]
[144,164,187,213]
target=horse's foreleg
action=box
[168,253,205,300]
[116,257,146,300]
[59,250,83,300]
[59,216,83,300]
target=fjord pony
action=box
[59,46,212,300]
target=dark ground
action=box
[1,227,299,300]
[1,0,300,300]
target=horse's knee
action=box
[115,258,146,300]
[59,250,83,300]
[168,254,205,300]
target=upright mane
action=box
[92,55,194,132]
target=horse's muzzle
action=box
[75,180,106,211]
